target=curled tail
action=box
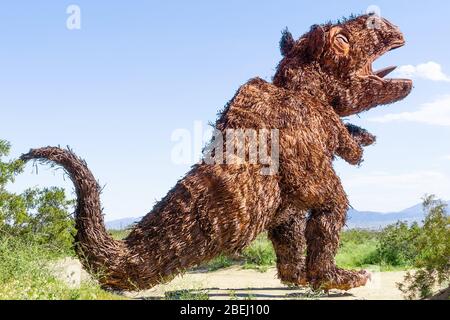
[21,146,224,291]
[21,147,133,289]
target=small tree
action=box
[398,195,450,299]
[22,187,76,251]
[0,139,75,254]
[0,140,27,234]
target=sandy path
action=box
[124,267,407,300]
[52,259,408,300]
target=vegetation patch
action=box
[165,289,210,300]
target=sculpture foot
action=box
[308,268,370,291]
[277,263,308,287]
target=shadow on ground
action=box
[137,286,356,300]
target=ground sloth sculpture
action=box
[22,14,412,291]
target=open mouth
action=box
[346,40,413,136]
[338,36,414,118]
[359,41,407,80]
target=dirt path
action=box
[52,259,408,300]
[125,267,407,300]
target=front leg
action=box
[345,124,376,147]
[335,124,376,165]
[269,207,308,286]
[335,125,364,165]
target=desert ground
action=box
[53,258,408,300]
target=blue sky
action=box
[1,1,450,220]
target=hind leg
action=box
[305,187,370,291]
[269,207,308,286]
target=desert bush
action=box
[336,238,379,269]
[165,289,210,300]
[0,140,23,186]
[0,139,76,254]
[375,221,420,267]
[340,228,379,244]
[21,187,76,252]
[108,229,130,241]
[204,254,234,271]
[398,196,450,299]
[200,234,276,272]
[242,233,276,271]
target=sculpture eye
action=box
[336,34,349,44]
[332,32,350,56]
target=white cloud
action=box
[345,171,445,188]
[395,61,450,82]
[370,95,450,126]
[342,171,450,212]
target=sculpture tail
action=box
[21,147,132,289]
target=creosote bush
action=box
[397,196,449,300]
[375,221,421,267]
[0,139,76,254]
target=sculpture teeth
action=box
[374,66,397,78]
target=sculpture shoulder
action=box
[226,78,288,115]
[216,78,288,129]
[234,78,321,117]
[234,77,285,104]
[219,77,334,129]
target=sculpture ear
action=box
[280,28,295,57]
[305,24,326,61]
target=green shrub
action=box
[165,289,209,300]
[0,140,23,186]
[22,187,76,253]
[242,234,276,271]
[375,221,420,267]
[204,254,234,271]
[0,235,120,300]
[336,238,379,269]
[340,229,379,244]
[0,139,76,254]
[108,229,130,241]
[398,196,450,299]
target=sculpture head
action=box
[273,14,413,116]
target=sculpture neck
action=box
[273,62,340,108]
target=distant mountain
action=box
[346,201,450,229]
[105,217,140,230]
[106,201,449,230]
